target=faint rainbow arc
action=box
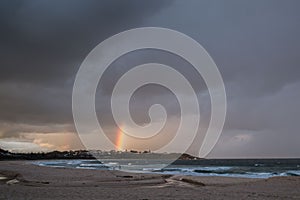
[115,125,124,151]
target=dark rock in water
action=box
[178,153,202,160]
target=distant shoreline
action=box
[1,148,200,161]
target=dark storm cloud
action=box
[145,0,300,157]
[0,0,173,124]
[0,0,172,84]
[148,0,300,97]
[0,0,300,157]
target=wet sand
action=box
[0,161,300,200]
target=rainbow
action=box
[115,126,124,151]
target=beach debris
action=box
[6,179,19,185]
[116,175,133,178]
[179,177,205,186]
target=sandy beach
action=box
[0,161,299,199]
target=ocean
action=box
[35,159,300,179]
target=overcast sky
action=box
[0,0,299,158]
